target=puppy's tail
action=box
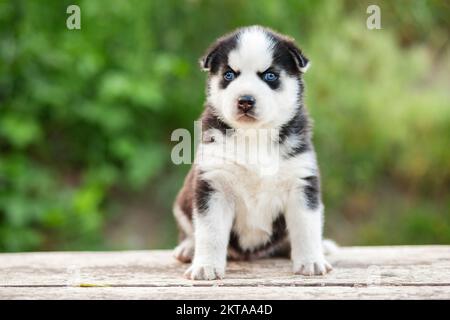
[322,239,339,255]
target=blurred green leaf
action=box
[0,114,42,148]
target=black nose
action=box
[237,95,256,113]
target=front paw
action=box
[293,258,333,276]
[184,264,225,280]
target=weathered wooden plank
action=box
[0,246,449,299]
[1,286,449,300]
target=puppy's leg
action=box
[173,168,198,263]
[173,204,195,263]
[285,176,332,276]
[185,181,234,280]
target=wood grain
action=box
[0,246,449,299]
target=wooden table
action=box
[1,246,449,299]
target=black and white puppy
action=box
[173,26,333,280]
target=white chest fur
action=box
[196,129,317,250]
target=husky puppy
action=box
[173,26,333,280]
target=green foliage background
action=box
[0,0,449,251]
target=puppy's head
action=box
[201,26,309,129]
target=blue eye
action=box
[263,72,278,82]
[223,71,235,81]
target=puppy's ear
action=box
[199,35,236,73]
[199,46,218,72]
[284,40,310,73]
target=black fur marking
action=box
[219,68,240,89]
[279,109,307,142]
[202,35,238,74]
[219,77,232,89]
[272,43,300,76]
[302,176,320,210]
[286,141,310,157]
[229,215,287,259]
[264,78,280,90]
[285,42,309,70]
[279,107,312,158]
[202,106,233,137]
[269,32,309,75]
[257,68,281,90]
[195,177,214,214]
